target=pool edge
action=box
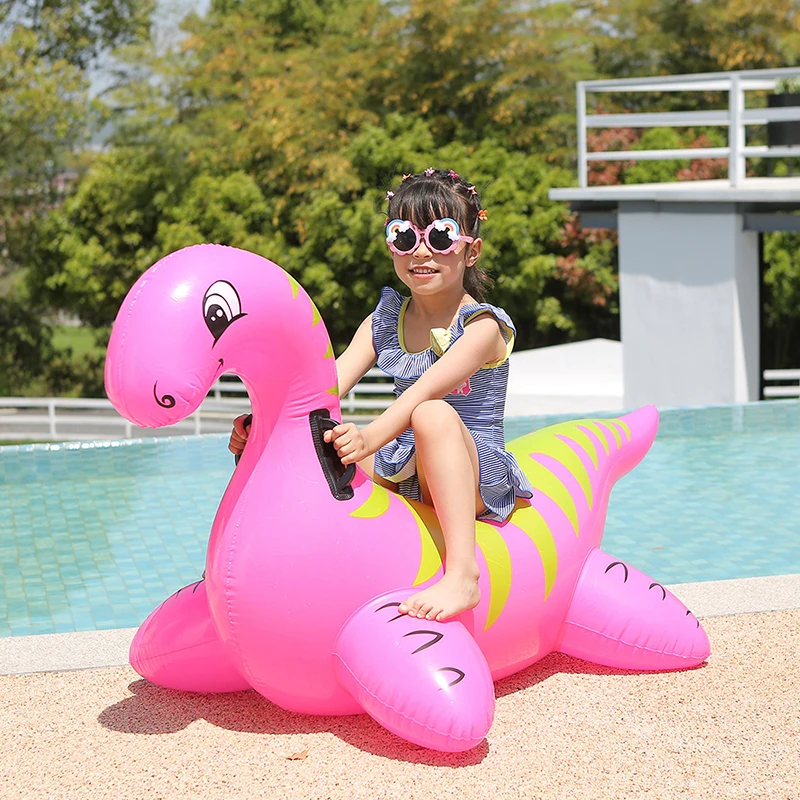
[2,573,798,677]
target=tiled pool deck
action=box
[1,592,798,799]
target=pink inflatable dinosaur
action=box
[105,244,709,752]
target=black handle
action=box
[317,416,357,492]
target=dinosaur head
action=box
[105,244,295,428]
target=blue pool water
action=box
[1,401,798,637]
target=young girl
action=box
[229,168,533,621]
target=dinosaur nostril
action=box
[153,382,177,409]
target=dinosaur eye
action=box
[203,280,243,342]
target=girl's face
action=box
[388,216,482,300]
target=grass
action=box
[51,326,104,358]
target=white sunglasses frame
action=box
[385,217,475,256]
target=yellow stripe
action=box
[323,341,334,359]
[397,298,411,353]
[396,497,443,587]
[529,436,593,510]
[610,418,631,440]
[582,421,610,454]
[395,497,512,627]
[326,383,339,396]
[511,501,559,599]
[475,520,512,631]
[310,300,322,326]
[600,420,622,448]
[287,274,300,299]
[514,458,579,536]
[557,425,599,469]
[349,481,391,519]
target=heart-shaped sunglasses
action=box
[385,218,474,256]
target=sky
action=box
[153,0,211,47]
[88,0,211,98]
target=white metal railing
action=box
[0,371,394,442]
[0,396,244,441]
[342,367,394,414]
[762,369,800,398]
[577,67,800,188]
[211,370,393,415]
[208,375,250,401]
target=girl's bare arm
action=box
[334,314,378,397]
[331,315,506,463]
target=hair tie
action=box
[385,191,394,200]
[467,185,477,196]
[478,209,488,221]
[448,170,459,180]
[424,167,436,176]
[401,173,413,182]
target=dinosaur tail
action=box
[506,405,660,541]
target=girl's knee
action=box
[410,399,458,434]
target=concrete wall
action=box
[618,202,760,407]
[506,339,623,416]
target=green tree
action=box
[2,0,153,69]
[763,232,800,369]
[0,296,55,395]
[43,0,612,349]
[588,0,800,79]
[27,146,285,328]
[1,0,154,219]
[0,0,154,394]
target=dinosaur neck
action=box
[207,301,341,553]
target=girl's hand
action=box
[228,414,251,455]
[323,422,371,466]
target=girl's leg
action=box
[399,399,484,621]
[357,453,399,492]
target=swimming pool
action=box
[1,401,798,637]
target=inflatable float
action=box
[104,244,710,752]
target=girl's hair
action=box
[386,169,493,302]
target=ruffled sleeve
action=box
[371,286,404,355]
[454,303,517,368]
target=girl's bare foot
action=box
[399,570,481,621]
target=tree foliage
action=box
[763,232,800,369]
[588,0,800,78]
[7,0,800,394]
[0,0,154,393]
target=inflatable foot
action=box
[333,589,494,752]
[559,548,710,670]
[131,580,251,693]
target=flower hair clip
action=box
[402,173,413,182]
[385,191,395,200]
[478,209,488,221]
[467,185,477,196]
[424,167,436,176]
[448,169,459,180]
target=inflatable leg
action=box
[130,580,251,693]
[333,590,495,752]
[559,548,710,670]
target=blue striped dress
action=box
[371,287,533,522]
